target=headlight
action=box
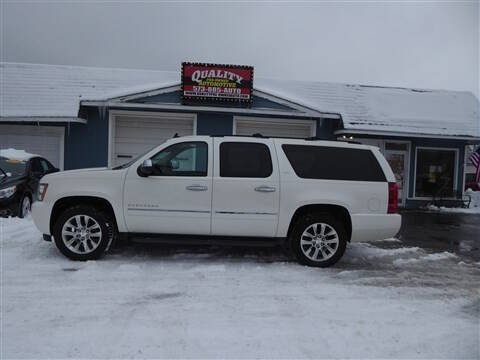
[38,183,49,201]
[0,185,16,199]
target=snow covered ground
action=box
[1,217,479,359]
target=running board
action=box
[124,233,285,247]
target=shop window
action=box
[415,149,456,198]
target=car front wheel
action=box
[53,205,114,260]
[18,195,31,218]
[291,213,347,267]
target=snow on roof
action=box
[1,62,479,138]
[0,148,38,161]
[0,62,177,118]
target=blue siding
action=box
[196,113,232,135]
[129,92,296,112]
[64,107,109,169]
[316,118,339,140]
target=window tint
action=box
[30,158,43,174]
[220,142,272,178]
[151,142,207,176]
[39,159,51,173]
[282,145,386,182]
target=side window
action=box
[282,145,386,182]
[39,159,50,173]
[220,142,272,178]
[30,159,43,174]
[150,142,207,176]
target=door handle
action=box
[186,185,208,191]
[255,185,276,193]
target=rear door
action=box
[211,137,280,237]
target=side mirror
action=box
[137,159,154,177]
[169,159,179,170]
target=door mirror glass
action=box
[137,159,154,177]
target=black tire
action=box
[290,212,347,267]
[18,194,31,218]
[52,205,114,261]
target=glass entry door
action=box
[385,146,409,206]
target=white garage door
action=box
[0,125,64,168]
[112,112,195,166]
[235,117,315,138]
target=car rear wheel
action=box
[53,205,114,260]
[291,213,347,267]
[18,195,31,218]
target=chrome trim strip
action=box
[215,211,278,215]
[128,208,211,214]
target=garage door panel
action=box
[113,113,195,166]
[235,118,314,138]
[0,125,63,168]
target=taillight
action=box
[388,182,398,214]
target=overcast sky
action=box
[1,1,479,97]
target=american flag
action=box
[470,146,480,183]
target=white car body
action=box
[32,136,401,246]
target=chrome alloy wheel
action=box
[61,215,103,254]
[300,223,340,262]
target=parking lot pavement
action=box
[1,215,479,359]
[397,210,480,262]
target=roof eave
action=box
[335,129,480,141]
[0,116,87,124]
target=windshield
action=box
[0,156,27,179]
[111,143,162,170]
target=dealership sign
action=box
[181,62,254,105]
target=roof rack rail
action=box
[209,134,330,141]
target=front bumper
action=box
[0,193,21,217]
[32,201,54,235]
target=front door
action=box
[211,138,280,237]
[385,149,408,206]
[123,138,213,234]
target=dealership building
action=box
[1,62,479,208]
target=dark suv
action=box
[0,154,58,218]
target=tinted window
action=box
[151,142,207,176]
[39,159,52,173]
[30,158,43,174]
[282,145,386,182]
[220,142,272,178]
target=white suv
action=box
[32,135,401,267]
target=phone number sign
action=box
[181,62,254,105]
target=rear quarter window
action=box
[282,144,386,182]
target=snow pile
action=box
[393,251,458,266]
[1,217,479,359]
[425,204,480,214]
[0,148,37,160]
[465,188,480,208]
